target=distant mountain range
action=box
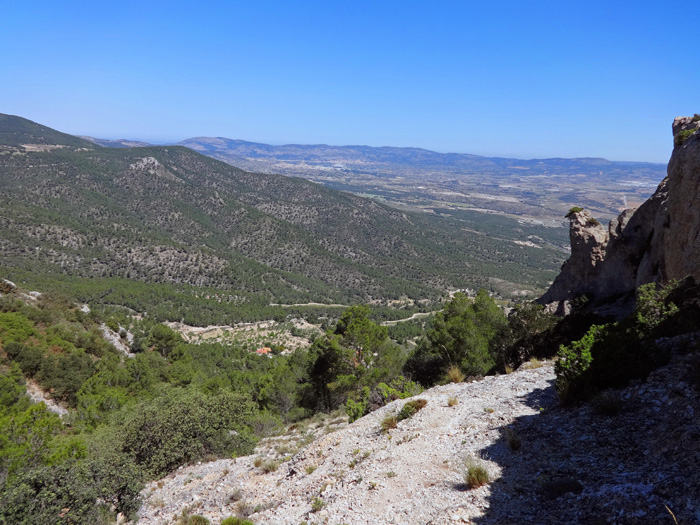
[77,132,666,181]
[175,136,666,180]
[78,136,152,148]
[79,132,667,226]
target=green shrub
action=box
[0,312,37,343]
[675,128,697,146]
[118,389,256,477]
[565,207,584,218]
[311,498,325,512]
[397,399,427,422]
[221,518,254,525]
[636,282,679,333]
[187,516,210,525]
[405,290,507,385]
[555,281,686,404]
[347,378,424,423]
[345,386,370,423]
[0,455,143,524]
[555,325,604,404]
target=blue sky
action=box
[2,1,698,162]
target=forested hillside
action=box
[0,114,563,324]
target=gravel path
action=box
[136,350,700,524]
[137,363,556,524]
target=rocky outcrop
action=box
[539,116,700,316]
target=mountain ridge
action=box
[0,114,562,324]
[176,136,666,175]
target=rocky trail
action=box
[138,363,554,524]
[137,349,700,524]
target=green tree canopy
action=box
[405,290,508,385]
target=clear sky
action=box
[2,1,698,162]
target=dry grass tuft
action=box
[463,457,490,489]
[446,365,465,383]
[381,414,398,432]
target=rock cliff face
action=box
[539,116,700,316]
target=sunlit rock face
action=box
[539,116,700,317]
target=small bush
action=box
[261,459,280,473]
[636,282,679,333]
[463,457,489,489]
[186,516,210,525]
[565,206,584,218]
[386,471,396,478]
[397,399,427,422]
[447,396,458,407]
[311,498,325,512]
[381,415,398,431]
[221,517,254,525]
[586,217,600,227]
[555,325,604,403]
[675,128,697,146]
[305,464,317,474]
[446,365,465,383]
[253,457,263,468]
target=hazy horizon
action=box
[4,1,698,163]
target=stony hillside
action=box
[137,353,700,524]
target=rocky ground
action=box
[136,351,700,525]
[165,319,320,353]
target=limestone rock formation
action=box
[539,116,700,316]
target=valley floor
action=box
[137,352,700,524]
